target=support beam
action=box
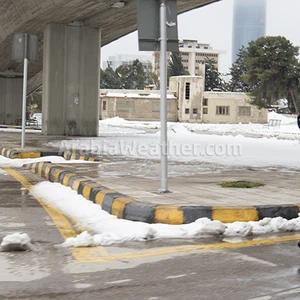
[0,77,23,125]
[42,22,100,136]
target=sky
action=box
[101,0,300,74]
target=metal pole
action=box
[21,34,28,149]
[159,0,168,192]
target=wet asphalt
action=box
[1,170,300,300]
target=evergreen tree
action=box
[241,36,300,112]
[100,65,120,89]
[229,46,251,92]
[204,57,227,91]
[168,52,188,77]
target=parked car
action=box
[32,113,42,127]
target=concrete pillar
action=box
[0,76,23,125]
[42,22,101,136]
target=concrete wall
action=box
[0,77,23,125]
[42,23,100,136]
[202,92,268,124]
[100,90,178,121]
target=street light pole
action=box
[21,34,28,149]
[159,0,168,192]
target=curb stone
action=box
[23,161,300,224]
[0,145,102,162]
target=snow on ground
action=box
[48,113,300,169]
[0,155,96,168]
[0,233,32,251]
[31,181,300,247]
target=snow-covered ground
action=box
[48,113,300,170]
[30,181,300,247]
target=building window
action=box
[238,106,251,116]
[185,83,190,100]
[116,101,135,112]
[193,108,198,114]
[203,108,208,114]
[203,98,208,106]
[103,101,107,111]
[216,106,230,115]
[185,108,190,114]
[152,102,171,112]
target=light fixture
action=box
[111,1,125,8]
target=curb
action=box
[23,161,300,224]
[0,145,102,162]
[0,125,41,130]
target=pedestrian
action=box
[297,114,300,129]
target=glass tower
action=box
[232,0,267,63]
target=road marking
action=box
[2,167,108,258]
[234,253,277,267]
[166,274,186,279]
[106,279,132,284]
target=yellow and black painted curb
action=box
[24,161,300,224]
[0,125,41,130]
[0,145,102,162]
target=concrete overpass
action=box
[0,0,219,136]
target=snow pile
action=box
[0,155,95,168]
[31,181,300,248]
[100,117,129,125]
[268,111,296,125]
[0,233,32,251]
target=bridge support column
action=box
[42,22,100,136]
[0,77,23,125]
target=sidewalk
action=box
[1,131,299,224]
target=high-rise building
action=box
[153,40,225,77]
[232,0,267,63]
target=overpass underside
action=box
[0,0,219,136]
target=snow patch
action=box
[0,233,32,252]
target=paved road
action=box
[1,169,300,300]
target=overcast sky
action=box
[101,0,300,74]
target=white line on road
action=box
[166,274,186,279]
[106,279,132,284]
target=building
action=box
[153,40,225,77]
[232,0,267,63]
[100,76,267,124]
[102,54,152,72]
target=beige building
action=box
[100,76,268,124]
[153,40,225,77]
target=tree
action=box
[204,57,227,91]
[168,52,188,77]
[100,65,120,89]
[229,46,251,93]
[241,36,300,112]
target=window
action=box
[193,108,198,114]
[116,101,134,112]
[238,106,251,116]
[152,102,171,112]
[185,108,190,114]
[185,83,190,100]
[216,106,230,115]
[203,107,208,114]
[203,98,208,106]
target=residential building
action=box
[102,54,152,72]
[232,0,267,63]
[153,40,225,77]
